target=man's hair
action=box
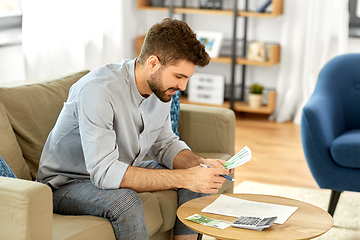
[138,18,210,67]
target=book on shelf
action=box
[219,38,245,58]
[199,0,222,9]
[257,0,272,12]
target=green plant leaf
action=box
[250,83,264,94]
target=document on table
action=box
[201,194,298,224]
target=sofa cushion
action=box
[150,190,178,233]
[0,102,31,180]
[0,71,89,179]
[179,104,235,156]
[52,192,166,240]
[330,129,360,168]
[138,192,164,237]
[53,214,115,240]
[197,152,232,161]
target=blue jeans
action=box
[52,160,208,239]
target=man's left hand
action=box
[201,158,234,174]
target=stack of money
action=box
[186,214,231,229]
[223,146,252,170]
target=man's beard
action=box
[147,67,179,102]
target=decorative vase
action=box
[248,94,263,108]
[150,0,165,7]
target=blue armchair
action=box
[301,53,360,217]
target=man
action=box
[37,18,230,240]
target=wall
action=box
[135,1,284,100]
[1,1,360,88]
[135,1,360,101]
[349,37,360,52]
[0,44,25,85]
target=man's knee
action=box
[177,188,209,206]
[106,188,144,221]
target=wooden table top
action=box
[177,193,333,240]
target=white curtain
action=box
[272,0,349,124]
[22,0,140,82]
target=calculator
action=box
[231,216,277,231]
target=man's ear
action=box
[147,55,160,71]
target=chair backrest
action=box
[314,53,360,130]
[0,71,89,179]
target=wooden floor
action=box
[233,113,319,189]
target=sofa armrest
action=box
[178,103,236,156]
[0,177,53,240]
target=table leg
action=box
[197,233,203,240]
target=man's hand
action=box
[172,150,234,193]
[121,150,234,193]
[181,163,229,194]
[120,164,229,193]
[202,158,234,174]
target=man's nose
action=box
[178,78,189,91]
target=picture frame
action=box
[196,30,223,58]
[247,41,267,62]
[188,73,225,105]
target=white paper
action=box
[201,194,298,224]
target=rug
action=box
[202,181,360,240]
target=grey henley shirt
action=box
[36,59,190,190]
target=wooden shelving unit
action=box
[135,37,280,67]
[137,0,283,17]
[213,44,281,66]
[180,91,277,114]
[136,0,283,114]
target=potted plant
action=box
[248,83,264,108]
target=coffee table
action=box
[177,193,333,240]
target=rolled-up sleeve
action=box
[77,83,127,189]
[147,113,190,169]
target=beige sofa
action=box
[0,71,235,240]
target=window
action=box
[349,0,360,37]
[0,0,22,46]
[0,0,22,17]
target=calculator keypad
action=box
[232,216,277,231]
[234,216,261,226]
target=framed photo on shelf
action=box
[188,73,225,105]
[196,30,223,58]
[247,41,267,62]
